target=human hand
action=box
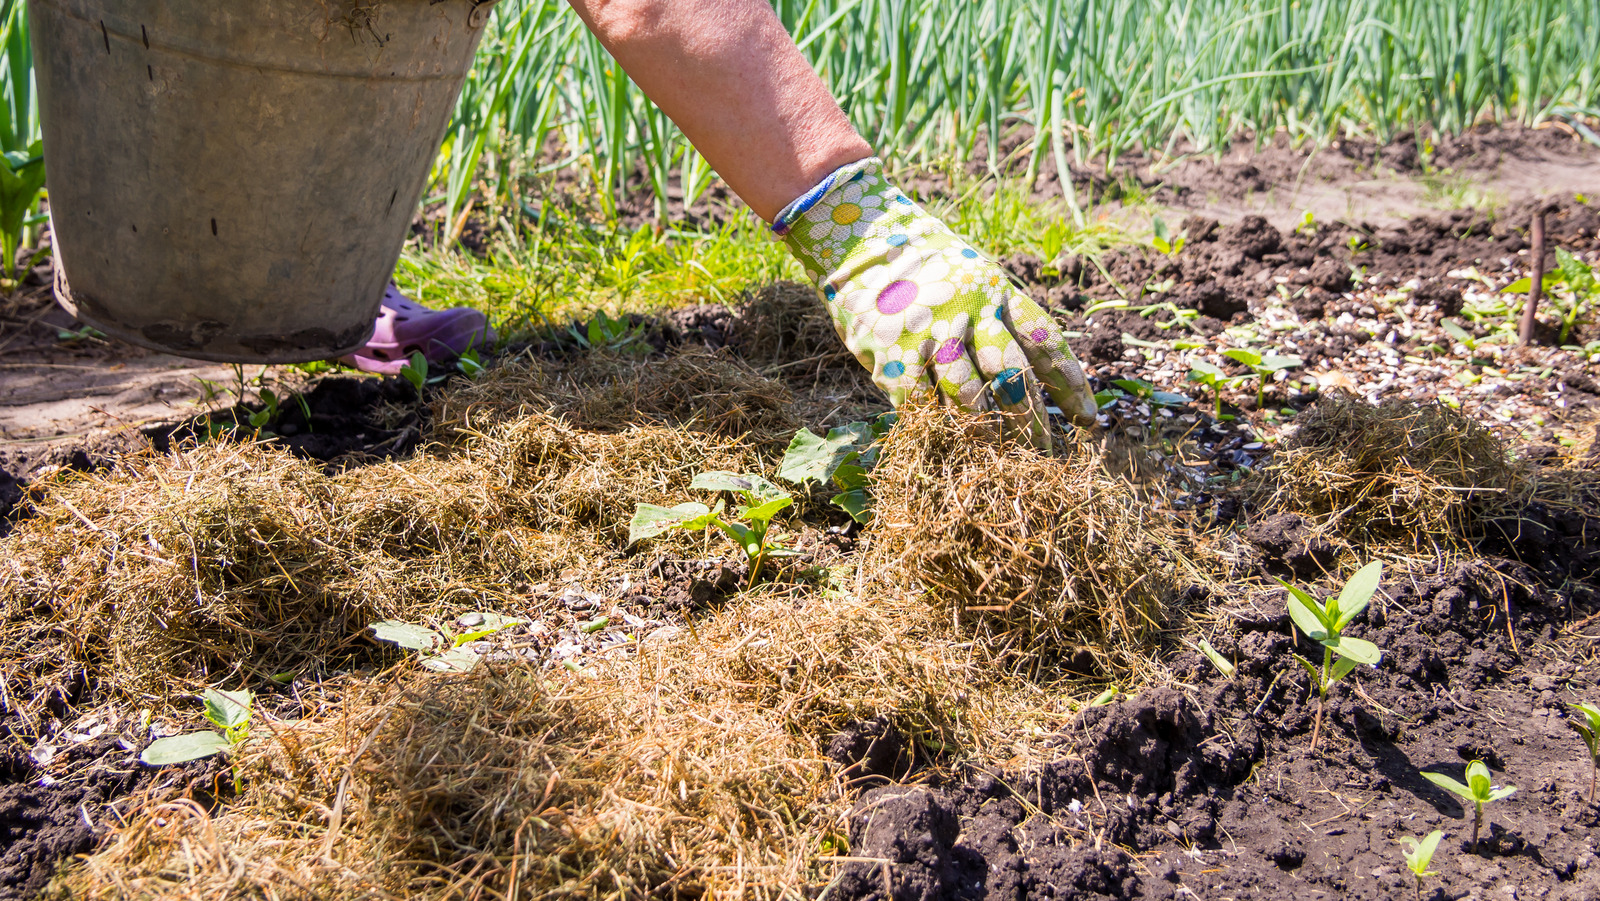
[776,159,1096,447]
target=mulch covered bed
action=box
[4,164,1600,899]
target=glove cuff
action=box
[770,156,881,237]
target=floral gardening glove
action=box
[773,158,1096,446]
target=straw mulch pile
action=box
[863,408,1201,682]
[4,354,1208,900]
[1249,392,1532,549]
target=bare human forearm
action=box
[565,0,873,222]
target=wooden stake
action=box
[1519,210,1546,344]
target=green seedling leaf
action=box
[1399,829,1443,878]
[400,352,428,392]
[1188,361,1226,380]
[778,423,873,484]
[832,488,873,522]
[1557,248,1598,294]
[1222,348,1263,367]
[421,647,480,673]
[1095,389,1124,408]
[1573,702,1600,758]
[1090,688,1118,707]
[1328,655,1359,684]
[628,502,714,543]
[202,689,253,731]
[1328,635,1382,666]
[692,471,787,504]
[140,731,232,765]
[1334,560,1383,629]
[1286,594,1331,642]
[1151,391,1192,406]
[1441,319,1474,344]
[1197,639,1235,679]
[1259,354,1303,372]
[1292,653,1322,685]
[371,620,443,651]
[582,616,611,634]
[1421,770,1473,800]
[739,496,794,526]
[1502,274,1564,294]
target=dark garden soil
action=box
[1,126,1598,898]
[827,554,1600,901]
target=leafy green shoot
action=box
[1281,560,1385,751]
[1151,216,1185,256]
[248,387,281,431]
[140,688,254,791]
[630,471,801,587]
[1502,249,1600,345]
[1422,759,1516,850]
[370,613,526,674]
[1221,348,1303,410]
[569,309,647,353]
[1196,639,1235,680]
[1099,377,1191,410]
[776,415,895,523]
[1398,829,1444,900]
[1570,702,1600,803]
[400,352,429,393]
[1187,361,1245,418]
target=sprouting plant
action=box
[456,347,487,378]
[1422,760,1516,850]
[1096,377,1192,410]
[1570,702,1600,803]
[1398,830,1444,900]
[1221,348,1303,410]
[1196,639,1235,679]
[370,612,526,673]
[1282,560,1385,751]
[400,351,429,393]
[569,309,646,353]
[248,387,281,430]
[140,689,254,792]
[0,143,46,284]
[55,324,105,344]
[630,472,801,587]
[777,415,895,523]
[1295,209,1317,235]
[1151,215,1185,256]
[1502,249,1600,345]
[1186,361,1246,418]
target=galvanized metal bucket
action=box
[29,0,495,362]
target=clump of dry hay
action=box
[1251,392,1528,547]
[51,574,1051,900]
[436,345,799,443]
[864,405,1194,681]
[726,281,852,370]
[0,374,766,727]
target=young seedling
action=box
[1422,759,1516,851]
[1398,830,1443,900]
[1186,361,1245,418]
[140,688,254,792]
[1282,559,1385,751]
[370,613,526,673]
[569,309,646,353]
[1221,348,1303,410]
[399,351,429,393]
[1502,249,1600,345]
[630,472,801,587]
[776,415,894,523]
[1102,377,1192,409]
[1570,702,1600,802]
[1151,215,1186,256]
[248,387,281,431]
